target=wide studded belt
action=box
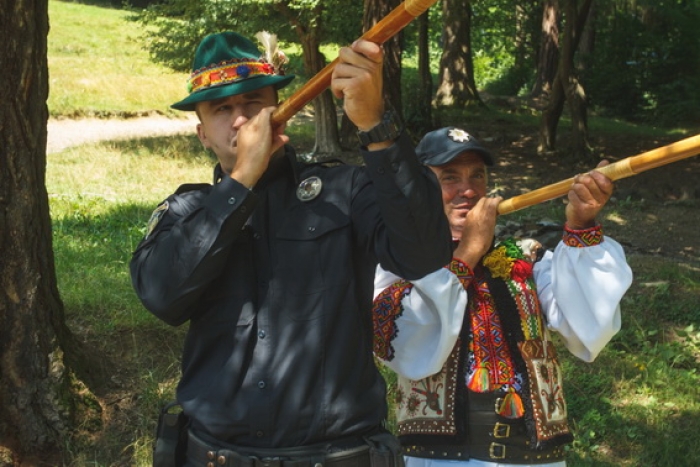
[404,392,567,464]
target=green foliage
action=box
[471,0,540,95]
[584,0,700,126]
[130,0,361,73]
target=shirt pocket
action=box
[274,203,351,320]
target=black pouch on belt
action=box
[363,431,405,467]
[153,401,189,467]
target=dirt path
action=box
[47,115,200,154]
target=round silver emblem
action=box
[296,176,323,201]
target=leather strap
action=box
[186,431,372,467]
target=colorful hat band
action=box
[187,59,276,94]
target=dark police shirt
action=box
[130,133,452,448]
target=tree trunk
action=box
[538,0,593,160]
[371,0,403,117]
[414,11,433,132]
[512,0,539,94]
[302,37,342,158]
[538,73,565,153]
[531,0,560,98]
[340,0,404,150]
[277,2,342,159]
[434,0,482,108]
[0,0,102,463]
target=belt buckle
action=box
[489,442,506,460]
[493,422,510,438]
[256,457,283,467]
[494,397,503,413]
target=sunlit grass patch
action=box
[49,0,188,117]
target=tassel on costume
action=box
[467,364,491,392]
[498,388,525,418]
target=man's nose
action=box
[231,107,249,128]
[459,183,477,198]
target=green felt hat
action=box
[172,31,295,111]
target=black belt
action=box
[404,391,566,464]
[186,431,372,467]
[469,391,566,464]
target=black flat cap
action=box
[416,127,494,167]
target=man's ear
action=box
[196,123,211,149]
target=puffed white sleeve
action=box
[534,236,633,362]
[373,263,468,380]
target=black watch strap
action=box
[356,110,403,147]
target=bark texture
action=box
[0,0,101,463]
[434,0,482,107]
[531,0,560,98]
[277,2,342,158]
[538,0,593,160]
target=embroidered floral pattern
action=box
[562,223,603,247]
[483,238,529,281]
[396,344,460,436]
[447,258,473,288]
[467,270,516,392]
[188,59,276,93]
[373,280,412,361]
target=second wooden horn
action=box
[497,133,700,215]
[270,0,438,127]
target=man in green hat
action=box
[130,31,452,466]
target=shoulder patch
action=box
[145,201,169,239]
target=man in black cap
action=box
[372,127,632,467]
[130,31,451,466]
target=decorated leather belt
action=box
[467,391,566,464]
[404,392,566,464]
[187,431,372,467]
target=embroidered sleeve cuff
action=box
[446,258,473,289]
[373,280,413,362]
[562,223,604,247]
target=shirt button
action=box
[258,330,266,339]
[258,380,266,389]
[228,197,236,205]
[377,167,385,174]
[308,226,316,232]
[256,431,264,437]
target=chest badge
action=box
[296,176,323,201]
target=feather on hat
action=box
[255,30,289,75]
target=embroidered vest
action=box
[394,238,573,456]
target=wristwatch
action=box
[356,110,403,147]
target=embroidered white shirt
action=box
[374,237,633,380]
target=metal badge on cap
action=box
[296,176,323,201]
[448,128,472,143]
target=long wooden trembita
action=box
[270,0,438,127]
[498,134,700,215]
